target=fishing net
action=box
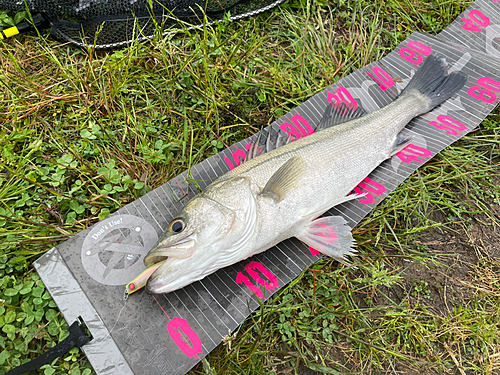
[0,0,284,49]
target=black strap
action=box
[16,13,51,34]
[6,321,91,375]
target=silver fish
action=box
[144,54,467,294]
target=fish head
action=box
[144,177,257,294]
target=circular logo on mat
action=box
[81,215,158,285]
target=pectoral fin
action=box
[261,155,305,203]
[296,216,357,265]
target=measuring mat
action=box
[34,1,500,373]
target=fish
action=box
[140,54,467,295]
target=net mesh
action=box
[0,0,284,49]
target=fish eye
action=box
[168,218,185,233]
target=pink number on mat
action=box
[292,113,314,137]
[236,272,263,298]
[461,9,490,32]
[167,318,203,358]
[429,115,467,137]
[467,86,497,103]
[236,261,280,298]
[399,41,432,66]
[467,76,500,104]
[224,143,253,170]
[224,149,245,170]
[280,114,314,141]
[232,149,247,166]
[223,156,235,170]
[353,177,386,205]
[327,87,358,112]
[327,91,339,105]
[396,144,432,164]
[407,41,432,55]
[280,121,303,141]
[309,247,320,256]
[336,87,358,110]
[366,66,395,91]
[477,77,500,92]
[399,47,423,66]
[246,261,280,293]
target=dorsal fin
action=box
[244,128,291,163]
[243,100,366,164]
[316,101,367,132]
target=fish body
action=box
[143,54,467,295]
[223,91,430,251]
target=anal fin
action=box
[389,134,412,158]
[296,216,357,265]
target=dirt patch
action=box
[348,209,500,374]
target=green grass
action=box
[2,0,500,374]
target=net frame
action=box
[0,0,286,49]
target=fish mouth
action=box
[144,233,196,267]
[145,257,195,294]
[145,257,177,294]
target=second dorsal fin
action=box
[243,99,366,164]
[316,100,367,132]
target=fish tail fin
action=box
[401,54,467,109]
